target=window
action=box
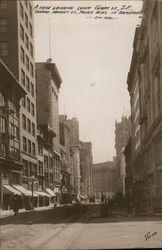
[29,162,32,176]
[29,23,33,37]
[26,76,30,92]
[22,114,26,130]
[22,97,26,108]
[26,55,29,71]
[20,24,24,41]
[20,2,24,19]
[30,42,33,57]
[32,122,35,136]
[26,98,30,112]
[30,62,34,77]
[23,137,27,152]
[28,140,31,154]
[38,161,43,175]
[38,142,43,155]
[20,46,25,64]
[25,34,29,49]
[0,19,7,32]
[44,156,48,169]
[31,83,34,97]
[25,13,28,28]
[0,42,8,56]
[21,69,25,86]
[32,143,35,156]
[0,117,6,133]
[23,160,28,176]
[31,103,34,116]
[1,142,7,157]
[27,118,31,133]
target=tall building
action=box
[36,59,62,201]
[80,141,93,198]
[66,117,80,196]
[0,1,38,195]
[127,0,162,212]
[115,116,131,195]
[0,60,26,210]
[59,115,75,203]
[92,161,117,200]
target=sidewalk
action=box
[0,204,55,218]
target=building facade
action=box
[127,0,162,212]
[80,141,93,198]
[115,116,131,195]
[0,0,39,208]
[66,117,81,197]
[59,115,75,203]
[92,161,117,200]
[0,60,26,210]
[36,59,62,202]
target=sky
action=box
[34,0,142,163]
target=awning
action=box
[35,191,51,197]
[13,185,38,197]
[79,194,87,200]
[46,188,56,197]
[3,185,21,195]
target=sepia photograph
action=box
[0,0,162,249]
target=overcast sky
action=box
[34,0,142,163]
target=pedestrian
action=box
[108,197,113,217]
[13,194,19,216]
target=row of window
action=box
[20,25,33,58]
[20,70,34,96]
[23,136,36,156]
[20,2,33,36]
[22,160,37,178]
[21,96,35,116]
[22,114,35,136]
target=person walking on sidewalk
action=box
[13,194,20,216]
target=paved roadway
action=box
[1,205,162,250]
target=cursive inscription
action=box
[145,231,157,241]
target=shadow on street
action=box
[1,204,162,226]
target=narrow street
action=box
[1,205,162,250]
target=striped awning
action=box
[3,185,21,195]
[13,185,38,197]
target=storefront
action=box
[2,185,21,210]
[13,185,39,210]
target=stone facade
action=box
[127,0,162,212]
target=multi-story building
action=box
[127,0,162,212]
[0,60,26,210]
[59,115,75,203]
[80,141,93,198]
[92,161,117,200]
[66,117,81,197]
[36,59,62,203]
[115,116,131,195]
[0,0,38,206]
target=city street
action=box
[1,205,162,250]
